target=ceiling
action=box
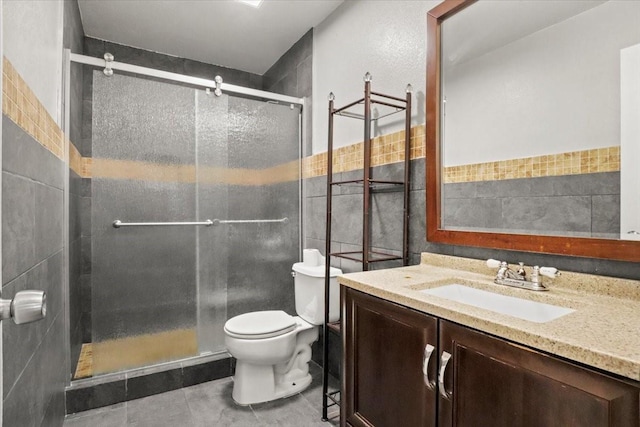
[78,0,344,75]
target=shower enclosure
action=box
[65,54,303,381]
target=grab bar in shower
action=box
[212,217,289,225]
[112,217,289,228]
[112,220,214,228]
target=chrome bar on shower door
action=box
[112,220,214,228]
[211,217,289,225]
[69,53,304,107]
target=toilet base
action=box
[231,361,313,405]
[275,371,313,401]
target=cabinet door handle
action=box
[422,344,436,390]
[438,351,453,401]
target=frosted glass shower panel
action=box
[195,91,229,354]
[87,70,301,377]
[91,72,199,374]
[225,98,301,319]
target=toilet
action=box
[224,249,341,405]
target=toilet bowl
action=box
[225,312,318,405]
[224,249,341,405]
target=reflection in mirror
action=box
[439,0,640,241]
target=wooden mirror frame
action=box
[426,0,640,262]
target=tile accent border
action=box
[443,146,620,183]
[2,57,65,159]
[302,124,426,178]
[2,57,91,179]
[69,142,92,177]
[302,125,620,185]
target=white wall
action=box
[620,43,640,240]
[2,0,64,124]
[312,0,440,154]
[443,1,640,166]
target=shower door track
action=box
[69,53,305,107]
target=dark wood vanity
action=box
[341,287,640,427]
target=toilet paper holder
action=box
[0,290,47,325]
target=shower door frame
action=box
[0,3,4,423]
[62,49,305,385]
[69,53,304,107]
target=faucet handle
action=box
[539,267,561,278]
[486,259,502,269]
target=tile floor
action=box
[63,362,340,427]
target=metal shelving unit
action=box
[321,73,412,421]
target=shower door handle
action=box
[211,217,289,225]
[113,220,214,228]
[0,290,47,325]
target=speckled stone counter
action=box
[338,253,640,382]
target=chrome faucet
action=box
[487,259,560,291]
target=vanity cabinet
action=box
[342,287,438,427]
[342,287,640,427]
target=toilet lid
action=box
[224,310,297,339]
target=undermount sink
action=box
[420,284,574,323]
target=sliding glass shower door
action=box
[88,71,300,376]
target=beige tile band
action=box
[2,57,64,159]
[443,147,620,184]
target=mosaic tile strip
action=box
[302,124,426,179]
[2,57,64,159]
[69,142,85,177]
[300,123,619,184]
[443,146,620,183]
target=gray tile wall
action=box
[303,162,640,290]
[304,162,413,276]
[442,172,621,238]
[262,29,313,155]
[83,37,263,90]
[263,29,313,98]
[2,116,66,427]
[305,159,639,374]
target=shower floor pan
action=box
[74,328,197,379]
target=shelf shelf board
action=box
[327,321,341,335]
[329,178,405,188]
[333,95,407,121]
[330,250,404,263]
[326,390,341,407]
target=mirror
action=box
[426,0,640,262]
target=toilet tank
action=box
[292,250,342,325]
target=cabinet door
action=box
[438,320,639,427]
[343,287,438,427]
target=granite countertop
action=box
[338,253,640,382]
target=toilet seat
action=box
[225,310,297,339]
